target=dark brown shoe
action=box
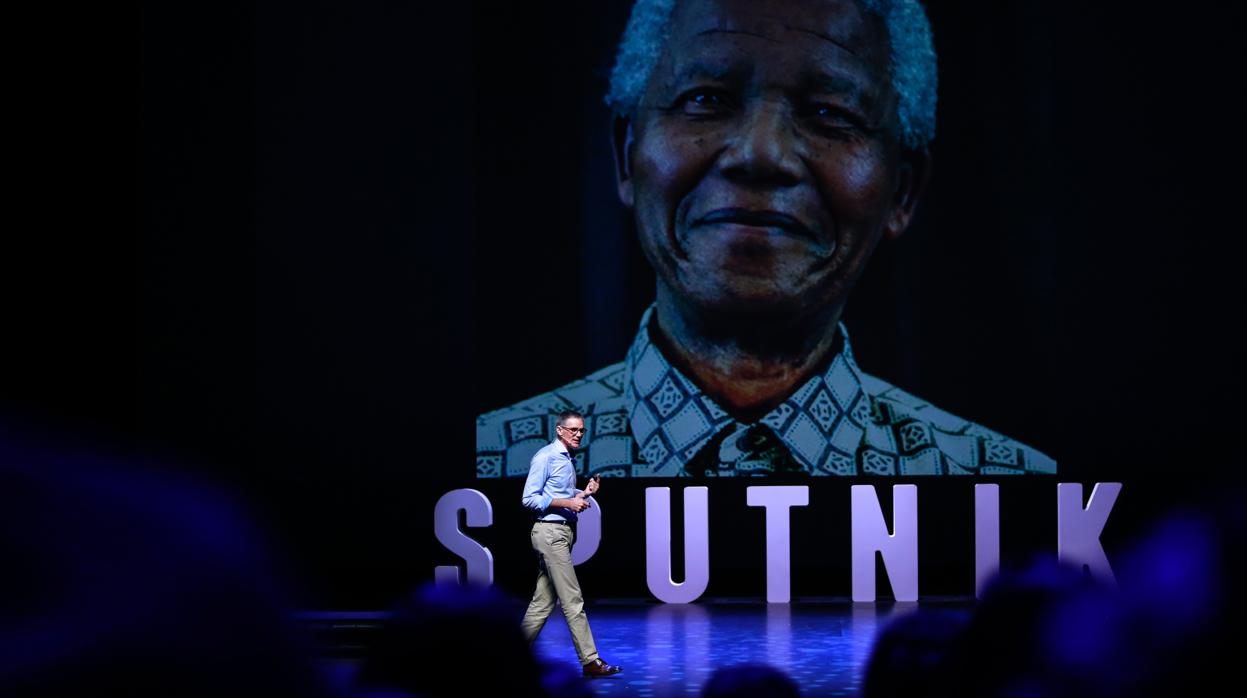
[582,658,622,677]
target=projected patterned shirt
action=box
[476,308,1056,477]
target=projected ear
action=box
[612,115,636,209]
[884,146,932,241]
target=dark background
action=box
[10,1,1243,610]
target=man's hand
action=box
[583,475,600,496]
[553,496,590,512]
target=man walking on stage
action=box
[520,410,623,678]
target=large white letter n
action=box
[851,485,918,602]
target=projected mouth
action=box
[693,208,816,239]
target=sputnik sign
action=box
[434,483,1121,602]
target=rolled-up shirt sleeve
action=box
[521,453,552,513]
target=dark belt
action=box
[535,519,572,526]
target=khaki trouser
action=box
[520,521,599,665]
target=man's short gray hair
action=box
[605,0,938,149]
[555,410,584,427]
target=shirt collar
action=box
[624,305,870,475]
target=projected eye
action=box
[677,89,736,116]
[805,103,866,135]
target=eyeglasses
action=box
[558,426,586,435]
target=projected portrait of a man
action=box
[476,0,1056,477]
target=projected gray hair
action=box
[605,0,938,149]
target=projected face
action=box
[617,0,923,324]
[478,1,1058,478]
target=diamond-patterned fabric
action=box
[476,307,1057,477]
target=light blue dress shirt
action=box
[521,439,581,522]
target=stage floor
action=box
[316,598,973,697]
